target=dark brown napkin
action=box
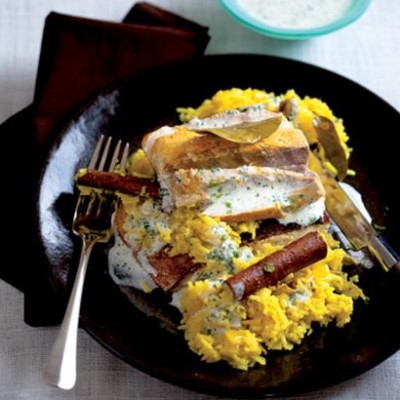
[34,2,209,147]
[0,2,209,326]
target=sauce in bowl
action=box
[236,0,352,29]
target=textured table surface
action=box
[0,1,399,399]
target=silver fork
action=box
[43,135,130,390]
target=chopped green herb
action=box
[199,272,212,281]
[142,219,156,236]
[158,187,170,199]
[210,187,224,200]
[263,263,276,273]
[207,249,223,261]
[225,201,232,213]
[233,250,241,258]
[142,219,150,230]
[226,261,235,274]
[207,181,222,189]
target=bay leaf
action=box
[279,98,299,121]
[193,114,282,144]
[312,115,348,181]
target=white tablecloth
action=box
[0,1,399,399]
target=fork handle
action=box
[43,239,94,390]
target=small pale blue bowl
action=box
[218,0,372,40]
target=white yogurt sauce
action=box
[237,0,352,29]
[185,103,288,130]
[108,235,157,292]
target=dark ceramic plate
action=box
[37,55,400,397]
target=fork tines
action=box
[88,135,130,173]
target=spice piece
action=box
[226,232,327,300]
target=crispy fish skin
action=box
[143,121,310,176]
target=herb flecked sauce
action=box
[237,0,352,29]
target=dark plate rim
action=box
[36,54,400,398]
